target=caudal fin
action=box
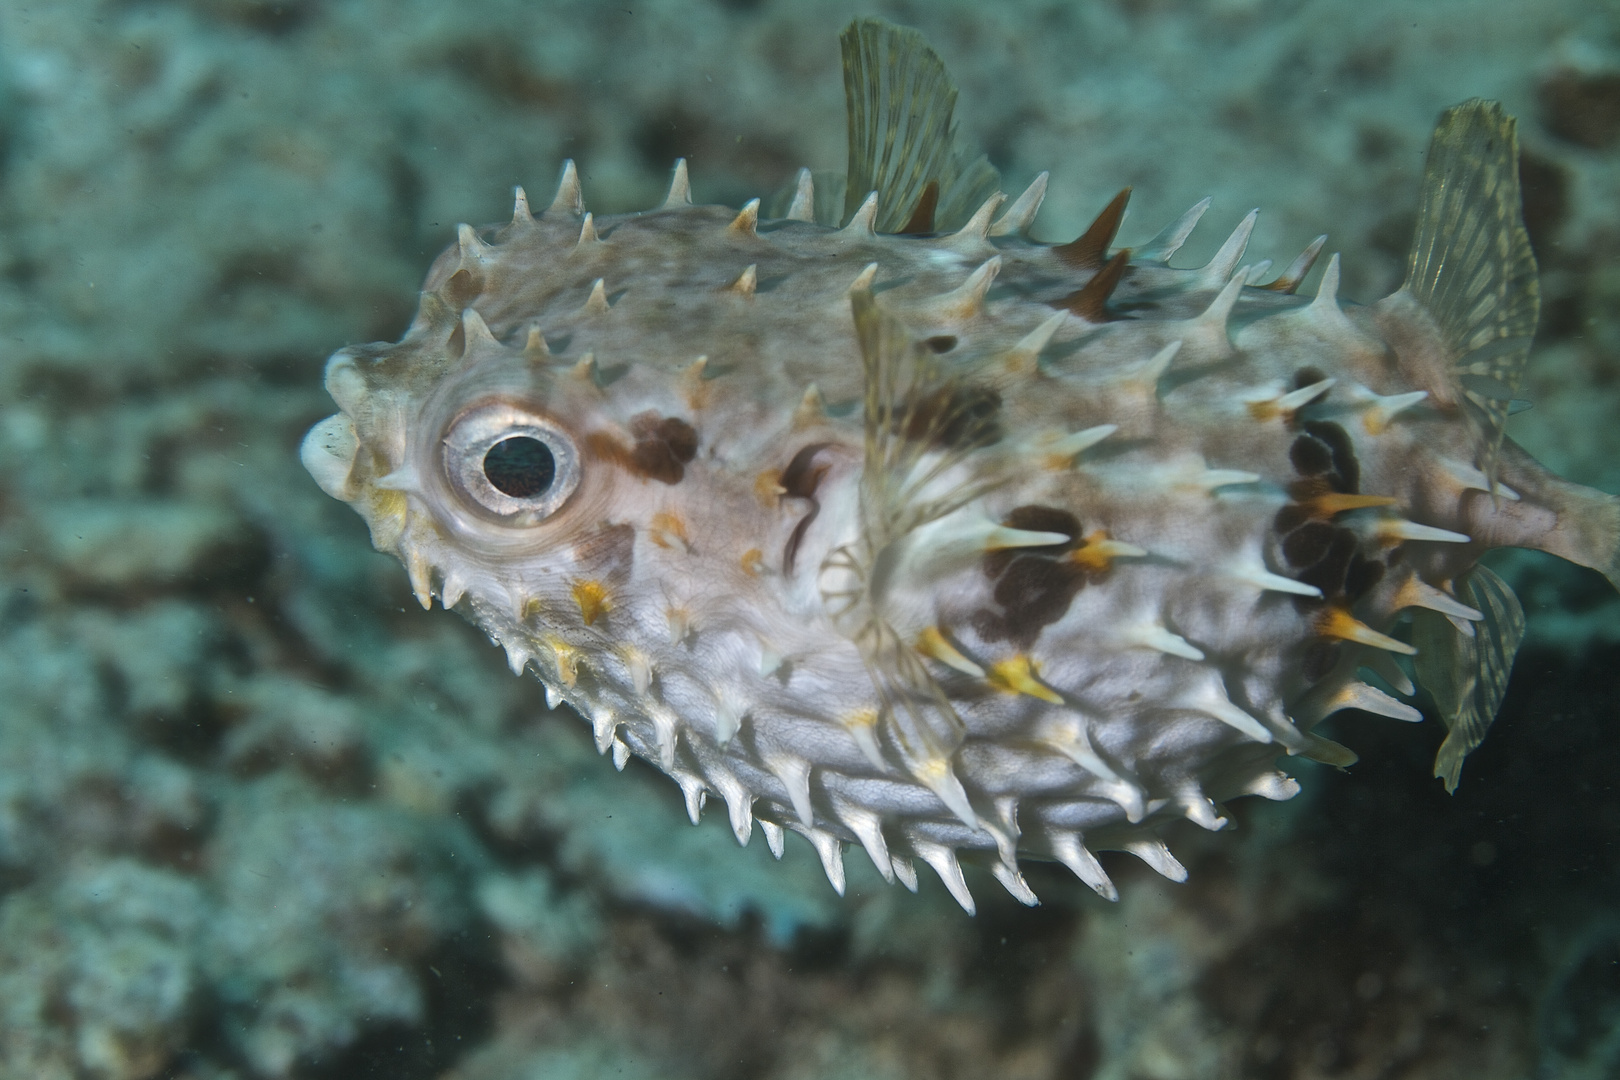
[1402,99,1541,491]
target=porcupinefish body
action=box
[302,20,1620,911]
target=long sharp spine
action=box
[675,770,707,825]
[767,753,815,828]
[1124,836,1188,882]
[577,212,599,246]
[1050,832,1118,900]
[761,819,785,860]
[511,186,535,227]
[1198,209,1258,287]
[785,168,815,222]
[990,860,1040,906]
[1259,234,1327,293]
[833,796,893,883]
[989,172,1048,236]
[1004,311,1068,375]
[911,839,976,915]
[714,771,754,846]
[662,158,692,208]
[1137,196,1211,263]
[948,192,1006,249]
[797,825,846,896]
[729,198,760,235]
[549,159,583,216]
[842,191,878,237]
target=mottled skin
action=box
[302,162,1615,911]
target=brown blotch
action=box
[1273,503,1309,535]
[1055,248,1131,322]
[1298,530,1358,597]
[898,180,939,235]
[595,413,699,485]
[1289,433,1335,478]
[1054,188,1131,269]
[976,506,1105,648]
[1282,522,1336,569]
[903,385,1003,449]
[778,442,835,575]
[924,334,958,354]
[1344,554,1386,601]
[1301,420,1360,493]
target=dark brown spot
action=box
[779,442,834,575]
[1055,188,1131,270]
[1055,248,1131,322]
[924,334,958,354]
[903,385,1002,449]
[898,180,939,235]
[1301,420,1359,492]
[1289,434,1334,477]
[976,506,1090,648]
[990,556,1087,645]
[1282,522,1336,568]
[1273,504,1309,535]
[1345,554,1386,600]
[1298,529,1358,596]
[629,414,699,484]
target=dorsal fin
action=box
[1401,99,1540,489]
[839,18,1000,233]
[1411,564,1525,793]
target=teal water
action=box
[1,2,1617,1077]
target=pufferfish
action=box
[301,19,1620,912]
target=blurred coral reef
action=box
[1,1,1618,1077]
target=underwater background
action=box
[1,0,1618,1077]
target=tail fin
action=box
[1402,99,1541,491]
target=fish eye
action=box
[442,402,580,523]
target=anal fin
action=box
[1411,564,1526,792]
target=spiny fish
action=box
[302,19,1620,913]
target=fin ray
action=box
[820,287,1008,775]
[1411,563,1525,792]
[840,18,1000,233]
[1402,99,1540,488]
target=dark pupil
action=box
[483,436,555,498]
